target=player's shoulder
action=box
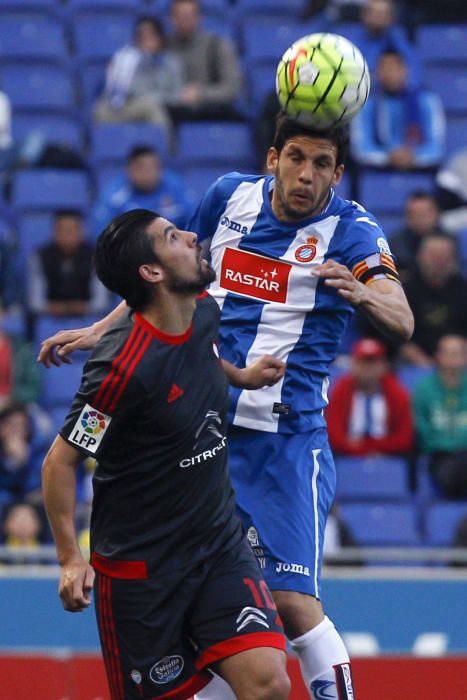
[207,171,264,200]
[333,194,384,235]
[88,312,135,367]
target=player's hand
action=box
[59,556,95,613]
[312,259,367,306]
[241,355,286,389]
[37,324,102,368]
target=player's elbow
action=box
[400,308,415,342]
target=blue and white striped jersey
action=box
[189,172,397,434]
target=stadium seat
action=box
[396,365,433,393]
[359,171,435,214]
[444,117,467,159]
[12,114,83,152]
[425,66,467,116]
[235,0,305,20]
[378,213,403,239]
[182,165,229,205]
[17,212,55,260]
[0,14,67,62]
[40,358,87,408]
[12,170,90,213]
[91,123,170,166]
[68,0,143,10]
[2,64,76,115]
[335,456,411,502]
[175,122,255,169]
[247,62,277,118]
[73,11,135,62]
[340,503,421,546]
[417,24,467,66]
[458,228,467,275]
[242,20,303,63]
[424,502,467,546]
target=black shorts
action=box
[92,537,286,700]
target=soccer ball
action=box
[276,32,370,129]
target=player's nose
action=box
[183,231,198,247]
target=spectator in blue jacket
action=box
[350,0,421,87]
[92,145,194,237]
[351,50,445,171]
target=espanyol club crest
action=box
[295,237,318,263]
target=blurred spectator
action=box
[94,16,184,135]
[436,148,467,235]
[0,403,46,506]
[167,0,242,123]
[2,502,44,549]
[0,315,41,409]
[0,90,14,173]
[351,50,445,171]
[389,191,447,279]
[350,0,420,85]
[0,217,20,312]
[27,210,108,318]
[92,146,194,235]
[413,335,467,499]
[400,236,467,366]
[327,338,414,456]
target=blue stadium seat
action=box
[444,117,467,159]
[334,173,351,201]
[417,24,467,65]
[425,66,467,116]
[201,15,236,42]
[247,62,277,118]
[12,115,83,152]
[0,14,67,62]
[68,0,143,10]
[175,122,255,169]
[18,212,54,260]
[235,0,305,20]
[77,60,107,112]
[396,365,433,393]
[335,456,411,502]
[12,170,90,213]
[73,11,135,62]
[182,165,229,205]
[91,123,170,166]
[458,228,467,275]
[378,213,403,239]
[359,171,435,214]
[2,64,76,115]
[242,20,303,63]
[40,358,87,408]
[340,503,421,546]
[425,502,467,546]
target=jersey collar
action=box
[134,312,193,345]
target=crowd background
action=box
[0,0,466,565]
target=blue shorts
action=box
[227,426,336,598]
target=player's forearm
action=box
[359,285,414,342]
[221,359,245,388]
[42,446,82,565]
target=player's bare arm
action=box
[38,300,128,368]
[313,259,414,341]
[42,435,95,612]
[222,356,286,390]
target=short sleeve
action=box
[59,357,144,459]
[339,215,400,285]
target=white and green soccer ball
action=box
[276,32,370,129]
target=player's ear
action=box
[139,263,163,284]
[332,163,344,187]
[266,147,279,173]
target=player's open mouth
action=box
[291,191,312,204]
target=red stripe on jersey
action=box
[92,552,148,579]
[195,631,286,670]
[149,671,212,700]
[134,312,193,345]
[107,332,152,413]
[94,323,144,412]
[98,575,122,700]
[196,291,209,299]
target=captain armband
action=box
[352,254,400,286]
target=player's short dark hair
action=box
[94,209,160,312]
[272,112,349,166]
[53,208,82,221]
[128,145,159,163]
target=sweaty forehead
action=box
[283,135,337,158]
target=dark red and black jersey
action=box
[60,293,242,574]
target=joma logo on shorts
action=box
[276,562,310,576]
[220,215,249,235]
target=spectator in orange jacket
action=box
[327,338,414,456]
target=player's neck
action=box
[140,294,196,336]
